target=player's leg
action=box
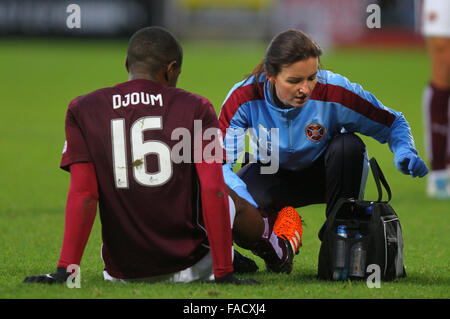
[226,187,262,273]
[228,186,265,249]
[230,163,309,274]
[423,36,450,198]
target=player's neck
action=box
[129,73,155,81]
[128,73,164,85]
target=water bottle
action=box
[349,234,366,279]
[333,225,348,280]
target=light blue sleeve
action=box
[223,163,259,207]
[386,116,417,157]
[325,71,418,157]
[221,98,258,207]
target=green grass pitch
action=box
[0,38,448,299]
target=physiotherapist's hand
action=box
[394,152,428,178]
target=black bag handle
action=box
[318,197,352,241]
[369,157,392,202]
[318,158,392,241]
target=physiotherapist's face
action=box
[268,57,318,108]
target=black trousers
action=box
[237,133,369,217]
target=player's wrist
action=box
[55,267,71,282]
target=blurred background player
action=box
[23,26,259,285]
[219,29,428,268]
[422,0,450,199]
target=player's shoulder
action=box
[67,86,112,111]
[166,86,213,111]
[67,82,214,115]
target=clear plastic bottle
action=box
[349,234,366,279]
[333,225,348,280]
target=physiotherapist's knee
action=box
[326,133,366,161]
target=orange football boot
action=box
[273,206,303,255]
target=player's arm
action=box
[195,160,259,285]
[23,162,98,284]
[195,99,259,285]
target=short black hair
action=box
[127,26,183,74]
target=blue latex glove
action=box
[394,152,429,178]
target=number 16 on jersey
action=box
[111,116,173,188]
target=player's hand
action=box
[23,267,70,284]
[394,152,428,178]
[215,272,260,285]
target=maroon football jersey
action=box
[61,79,225,279]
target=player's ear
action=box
[167,61,178,75]
[125,57,129,72]
[166,60,180,87]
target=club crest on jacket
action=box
[305,123,326,143]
